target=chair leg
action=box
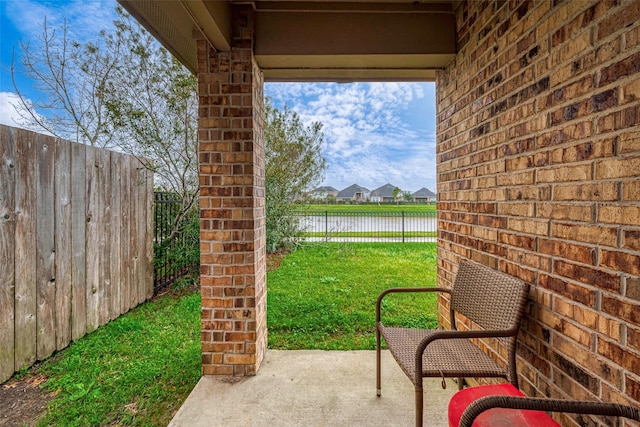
[415,386,423,427]
[458,376,464,391]
[376,328,381,397]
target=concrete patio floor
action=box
[169,350,457,427]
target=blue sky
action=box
[1,0,437,193]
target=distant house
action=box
[413,188,436,203]
[336,184,370,203]
[370,183,399,203]
[309,186,339,200]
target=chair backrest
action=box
[450,260,529,332]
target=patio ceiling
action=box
[116,0,456,81]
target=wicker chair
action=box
[459,395,640,427]
[376,260,530,427]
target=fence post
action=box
[325,210,329,239]
[402,211,405,243]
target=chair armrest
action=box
[418,328,519,347]
[459,395,640,427]
[376,287,451,323]
[414,328,520,381]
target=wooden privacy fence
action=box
[0,125,154,383]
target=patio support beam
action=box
[117,0,456,81]
[254,6,455,81]
[197,4,267,376]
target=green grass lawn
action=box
[267,242,438,350]
[16,242,438,425]
[300,203,437,213]
[32,288,201,427]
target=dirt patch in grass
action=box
[0,374,53,426]
[153,280,199,299]
[267,250,288,272]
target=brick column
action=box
[197,5,267,376]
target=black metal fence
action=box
[153,192,197,292]
[294,211,437,242]
[152,203,436,290]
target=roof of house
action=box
[413,187,436,197]
[336,184,370,198]
[370,183,398,198]
[313,186,339,193]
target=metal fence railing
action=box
[152,205,436,290]
[153,192,194,292]
[294,211,437,242]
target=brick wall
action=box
[436,1,640,425]
[197,5,267,376]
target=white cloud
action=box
[5,0,116,45]
[265,82,437,193]
[4,0,53,37]
[0,91,25,127]
[0,91,51,133]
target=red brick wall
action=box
[436,1,640,425]
[197,5,267,376]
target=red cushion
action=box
[448,384,561,427]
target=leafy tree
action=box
[264,99,327,252]
[11,18,120,147]
[403,191,414,203]
[392,186,403,203]
[102,7,199,242]
[12,7,199,281]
